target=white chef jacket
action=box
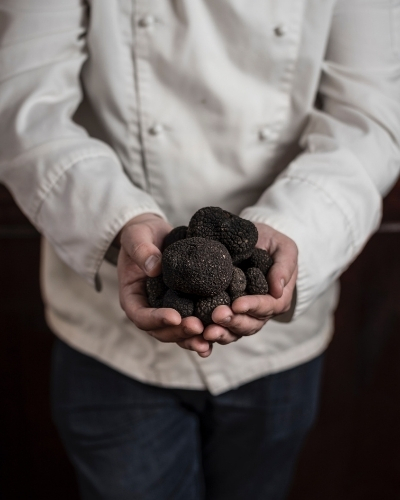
[0,0,399,394]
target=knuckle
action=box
[227,321,244,335]
[183,328,195,339]
[129,241,149,262]
[182,339,198,351]
[244,328,258,337]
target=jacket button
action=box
[259,127,271,141]
[138,15,155,28]
[149,123,164,136]
[274,24,287,37]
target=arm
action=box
[206,0,400,343]
[0,0,165,287]
[0,1,210,356]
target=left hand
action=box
[118,213,213,357]
[202,222,298,345]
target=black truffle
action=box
[245,267,269,295]
[162,237,233,296]
[228,266,247,302]
[187,207,258,264]
[195,291,231,326]
[239,248,273,275]
[162,289,194,318]
[163,225,188,251]
[146,275,168,308]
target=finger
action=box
[180,316,205,336]
[267,242,298,299]
[231,294,273,319]
[127,304,182,332]
[210,305,233,326]
[119,263,182,331]
[123,225,163,276]
[177,336,213,357]
[202,324,241,344]
[213,309,266,337]
[120,218,171,277]
[232,273,296,319]
[146,315,204,343]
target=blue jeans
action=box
[51,339,323,500]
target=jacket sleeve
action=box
[0,0,166,288]
[240,0,400,318]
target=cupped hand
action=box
[117,213,212,357]
[203,222,298,345]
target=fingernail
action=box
[280,279,285,290]
[221,316,232,325]
[145,255,160,273]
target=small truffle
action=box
[162,289,194,318]
[146,275,168,308]
[228,267,247,302]
[163,225,188,251]
[195,291,231,326]
[245,267,269,295]
[187,207,258,263]
[162,237,233,296]
[239,248,273,275]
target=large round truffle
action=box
[187,207,258,263]
[162,237,233,296]
[195,291,231,326]
[162,289,194,318]
[146,275,168,308]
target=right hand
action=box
[117,213,213,357]
[203,221,298,345]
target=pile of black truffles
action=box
[146,207,273,326]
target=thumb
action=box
[267,243,298,299]
[121,223,163,277]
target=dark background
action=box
[1,181,400,500]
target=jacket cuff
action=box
[35,151,167,288]
[239,173,376,319]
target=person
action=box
[0,1,399,499]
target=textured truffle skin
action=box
[239,248,273,275]
[228,267,247,302]
[162,289,194,318]
[163,225,188,251]
[245,267,269,295]
[195,292,231,326]
[146,275,168,308]
[187,207,258,263]
[162,237,233,296]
